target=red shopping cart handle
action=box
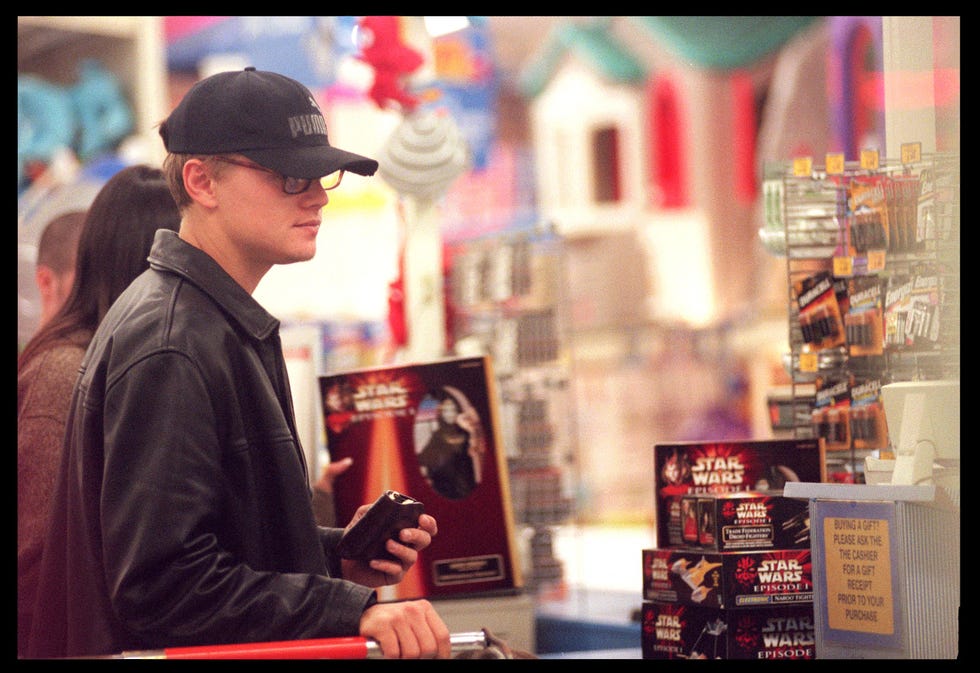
[111,630,491,659]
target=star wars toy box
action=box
[654,439,825,549]
[681,491,811,551]
[642,547,814,609]
[319,355,522,600]
[641,601,816,660]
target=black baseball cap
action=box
[159,67,379,179]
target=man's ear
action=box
[183,159,219,208]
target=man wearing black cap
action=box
[28,68,451,660]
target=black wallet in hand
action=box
[337,490,425,561]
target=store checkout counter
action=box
[433,585,642,658]
[528,524,650,657]
[433,523,649,658]
[534,586,642,658]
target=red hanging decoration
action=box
[357,16,425,113]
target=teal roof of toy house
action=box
[519,16,822,99]
[632,16,821,70]
[518,21,647,99]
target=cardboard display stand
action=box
[319,355,522,600]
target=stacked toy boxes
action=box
[642,439,825,660]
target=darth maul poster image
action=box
[320,356,522,600]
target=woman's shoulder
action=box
[19,329,91,374]
[17,335,90,415]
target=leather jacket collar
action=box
[147,229,280,341]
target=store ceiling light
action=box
[424,16,470,37]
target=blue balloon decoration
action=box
[17,75,76,187]
[71,59,134,160]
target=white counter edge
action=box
[783,481,936,502]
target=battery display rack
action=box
[762,150,959,483]
[446,222,576,595]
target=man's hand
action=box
[359,599,451,658]
[341,511,438,587]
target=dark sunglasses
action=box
[211,157,344,194]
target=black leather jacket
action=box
[28,230,375,658]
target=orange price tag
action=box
[901,142,922,165]
[793,156,813,177]
[833,256,854,277]
[799,351,818,373]
[825,153,845,175]
[860,149,879,171]
[867,249,886,272]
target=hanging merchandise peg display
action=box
[447,226,576,596]
[763,150,959,484]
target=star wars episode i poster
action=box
[319,355,522,600]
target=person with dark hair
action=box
[417,388,482,500]
[17,164,181,658]
[33,210,86,331]
[28,68,450,660]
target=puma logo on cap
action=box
[288,114,327,139]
